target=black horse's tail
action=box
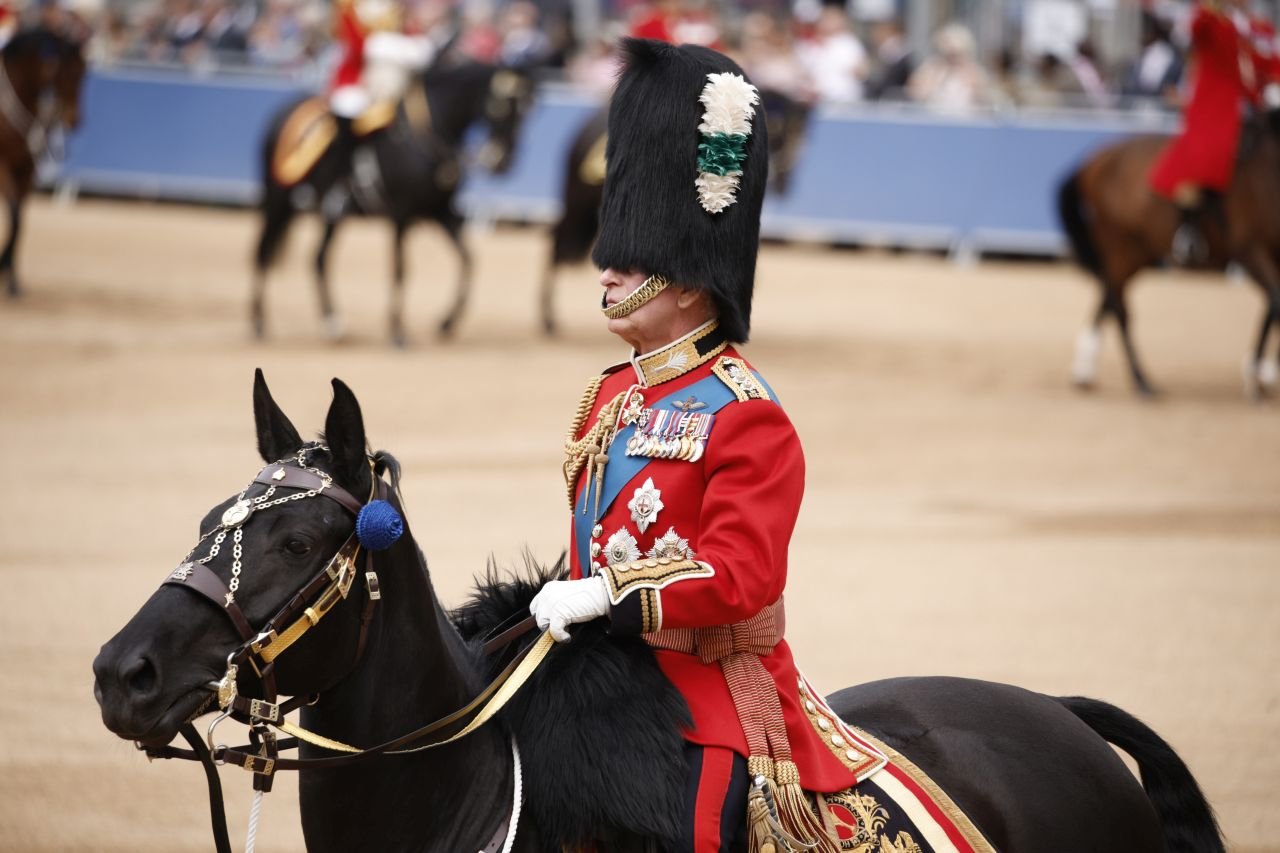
[1056,171,1103,279]
[1057,696,1224,853]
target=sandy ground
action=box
[0,197,1276,852]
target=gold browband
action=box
[602,274,670,319]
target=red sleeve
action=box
[653,399,804,629]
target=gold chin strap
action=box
[602,274,670,320]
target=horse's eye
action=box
[285,539,311,556]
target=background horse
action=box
[1058,112,1280,398]
[538,89,811,336]
[0,27,86,298]
[93,373,1224,852]
[252,56,535,346]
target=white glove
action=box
[529,576,610,643]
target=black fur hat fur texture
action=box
[591,39,768,343]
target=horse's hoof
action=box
[438,319,457,339]
[542,317,558,338]
[1134,384,1160,400]
[1071,378,1096,393]
[391,331,408,349]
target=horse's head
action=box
[93,371,393,748]
[3,27,87,130]
[476,64,536,174]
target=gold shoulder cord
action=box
[562,375,626,512]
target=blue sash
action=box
[572,369,776,577]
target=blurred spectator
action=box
[629,0,679,42]
[1121,11,1183,106]
[798,6,867,104]
[864,18,913,101]
[629,0,720,48]
[739,11,813,101]
[1019,52,1081,108]
[1067,40,1110,108]
[459,0,502,63]
[568,33,621,94]
[499,0,550,66]
[907,23,993,112]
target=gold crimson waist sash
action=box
[645,599,843,852]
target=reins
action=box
[141,446,548,853]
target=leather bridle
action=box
[142,445,544,853]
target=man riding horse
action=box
[1150,0,1276,265]
[529,39,862,851]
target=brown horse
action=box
[1057,114,1280,398]
[0,27,86,298]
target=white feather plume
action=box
[697,72,760,137]
[695,172,741,213]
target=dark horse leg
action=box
[1235,243,1280,399]
[437,212,472,338]
[314,208,343,341]
[251,184,297,339]
[1110,287,1158,397]
[1081,284,1156,397]
[389,219,408,347]
[1,196,20,298]
[539,255,560,337]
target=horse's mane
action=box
[452,557,690,849]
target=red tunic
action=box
[329,0,366,91]
[565,323,866,794]
[1150,7,1253,197]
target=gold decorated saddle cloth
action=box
[810,727,994,852]
[271,96,406,187]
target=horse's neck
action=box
[298,533,513,850]
[1,52,41,115]
[426,73,487,147]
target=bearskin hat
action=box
[591,39,767,343]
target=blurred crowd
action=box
[23,0,1254,111]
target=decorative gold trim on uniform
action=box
[599,558,714,604]
[562,374,628,514]
[712,355,769,402]
[634,320,727,386]
[637,588,662,633]
[849,726,997,851]
[798,678,885,780]
[602,274,670,320]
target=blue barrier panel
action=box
[62,68,307,203]
[60,69,1177,255]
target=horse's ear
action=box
[253,368,303,463]
[324,378,372,498]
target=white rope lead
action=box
[499,738,523,853]
[245,789,264,853]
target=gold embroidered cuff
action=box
[599,558,715,605]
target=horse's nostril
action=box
[122,655,158,696]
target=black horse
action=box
[252,56,535,345]
[539,89,811,336]
[0,27,86,297]
[94,374,1223,852]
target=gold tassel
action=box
[746,755,779,853]
[771,760,841,853]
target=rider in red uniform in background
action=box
[1149,0,1257,265]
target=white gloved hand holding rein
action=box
[529,575,610,642]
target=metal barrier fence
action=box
[58,67,1178,257]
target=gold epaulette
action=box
[711,356,770,402]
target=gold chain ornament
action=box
[602,274,670,320]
